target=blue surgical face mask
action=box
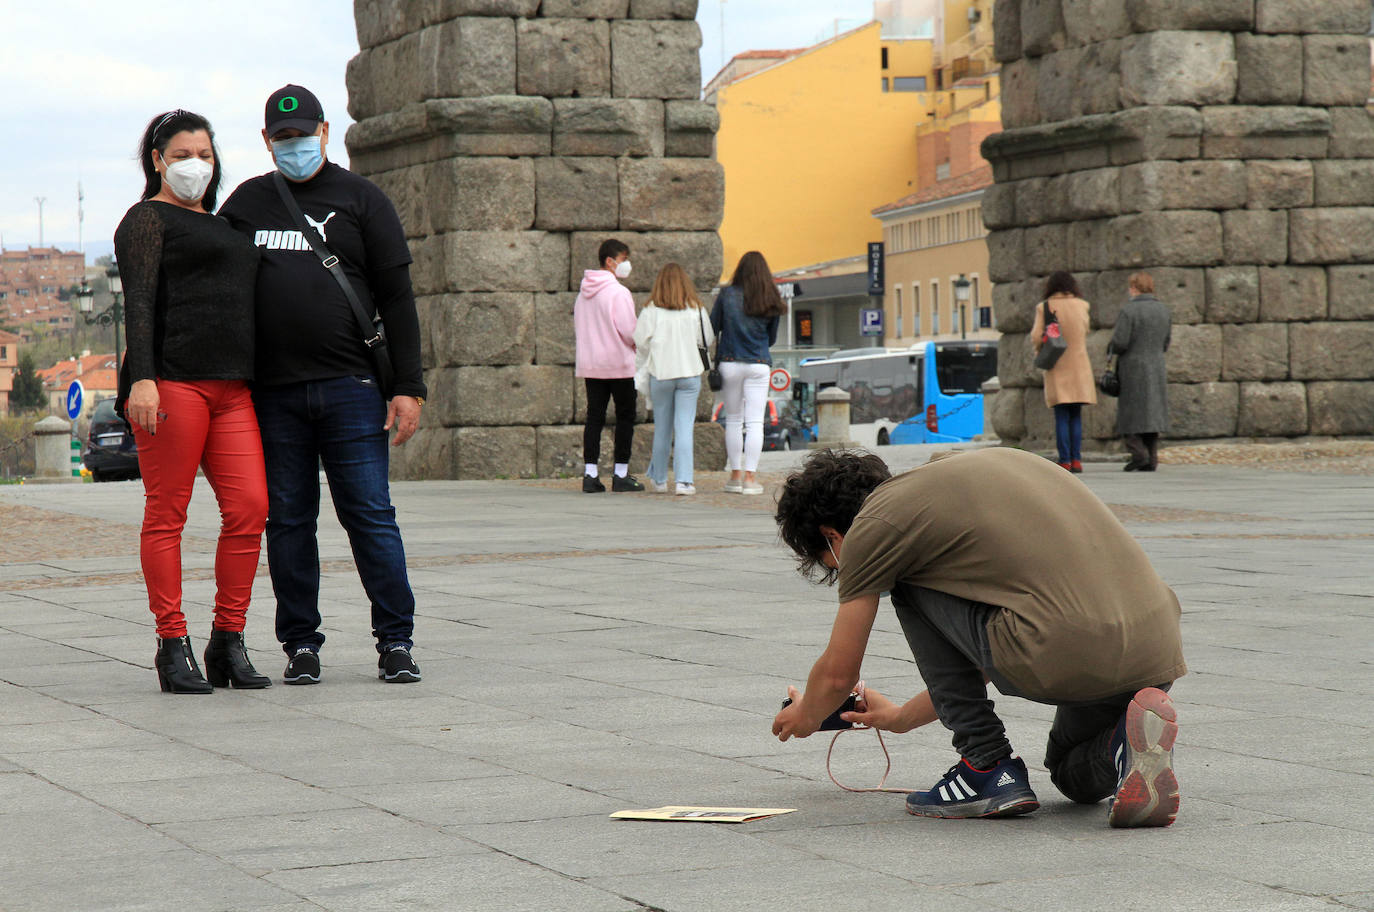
[271,135,324,181]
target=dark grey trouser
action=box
[1123,432,1159,469]
[890,584,1169,801]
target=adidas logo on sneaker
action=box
[996,771,1016,787]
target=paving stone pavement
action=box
[1,444,1371,912]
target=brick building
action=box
[0,247,84,338]
[36,351,117,421]
[0,329,17,416]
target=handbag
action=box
[696,307,712,373]
[271,172,396,397]
[700,308,723,391]
[1033,300,1067,371]
[1098,353,1120,397]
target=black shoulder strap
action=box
[271,171,383,353]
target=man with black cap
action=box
[219,84,427,686]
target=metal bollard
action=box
[811,387,857,449]
[32,415,81,483]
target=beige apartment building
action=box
[873,164,997,344]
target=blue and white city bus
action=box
[793,340,998,446]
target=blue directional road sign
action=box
[66,380,85,420]
[860,308,884,337]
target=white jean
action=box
[719,361,771,472]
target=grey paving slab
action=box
[2,453,1372,910]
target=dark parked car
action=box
[85,397,140,482]
[711,397,814,451]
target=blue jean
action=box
[1054,403,1083,463]
[253,376,415,655]
[647,375,701,485]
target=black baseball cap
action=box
[265,85,325,136]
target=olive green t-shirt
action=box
[837,447,1186,701]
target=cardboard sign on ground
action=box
[610,806,797,823]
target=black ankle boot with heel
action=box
[203,628,272,689]
[155,636,214,694]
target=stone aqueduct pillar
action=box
[983,0,1374,447]
[344,0,723,479]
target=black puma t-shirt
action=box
[218,162,422,392]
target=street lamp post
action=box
[78,263,124,370]
[953,273,971,340]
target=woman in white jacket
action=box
[633,263,714,495]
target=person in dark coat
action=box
[1109,272,1171,471]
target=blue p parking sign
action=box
[860,308,884,337]
[66,380,85,420]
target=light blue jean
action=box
[647,375,701,486]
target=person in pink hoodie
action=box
[575,239,644,493]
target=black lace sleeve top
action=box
[113,201,259,404]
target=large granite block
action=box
[1255,0,1370,34]
[1063,0,1130,44]
[1020,0,1066,57]
[999,59,1042,130]
[1023,223,1074,274]
[994,0,1023,62]
[535,157,619,231]
[1062,168,1122,219]
[610,20,701,99]
[1222,209,1288,265]
[534,292,577,365]
[1238,382,1308,436]
[1289,322,1374,379]
[1327,266,1374,320]
[428,293,535,366]
[619,159,725,231]
[1246,160,1314,209]
[1125,0,1253,31]
[1168,381,1239,437]
[1120,160,1246,212]
[1258,267,1327,321]
[1120,31,1236,107]
[996,332,1041,390]
[1328,108,1374,159]
[1289,208,1374,264]
[429,157,537,231]
[664,100,719,157]
[1201,106,1331,159]
[1205,266,1261,323]
[1111,211,1225,268]
[1221,323,1289,381]
[1303,36,1372,107]
[1235,34,1304,105]
[440,231,571,292]
[992,279,1042,335]
[987,229,1027,283]
[1313,161,1374,206]
[387,427,459,481]
[540,0,628,15]
[981,182,1018,230]
[628,0,698,17]
[516,19,611,98]
[553,98,665,156]
[1167,324,1223,382]
[354,0,540,50]
[453,365,576,425]
[456,426,538,479]
[1308,381,1374,434]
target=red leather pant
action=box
[133,380,267,637]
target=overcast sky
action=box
[0,0,877,258]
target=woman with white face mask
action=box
[113,110,270,694]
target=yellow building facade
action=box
[711,22,939,280]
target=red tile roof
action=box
[872,165,995,215]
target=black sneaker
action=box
[905,756,1039,819]
[582,475,605,493]
[379,644,421,683]
[611,474,645,492]
[283,647,320,685]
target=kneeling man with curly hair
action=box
[771,447,1185,827]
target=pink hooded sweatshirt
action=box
[573,269,637,379]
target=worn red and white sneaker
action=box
[1108,687,1179,828]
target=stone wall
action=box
[345,0,724,479]
[983,0,1374,447]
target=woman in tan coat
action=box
[1030,271,1097,473]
